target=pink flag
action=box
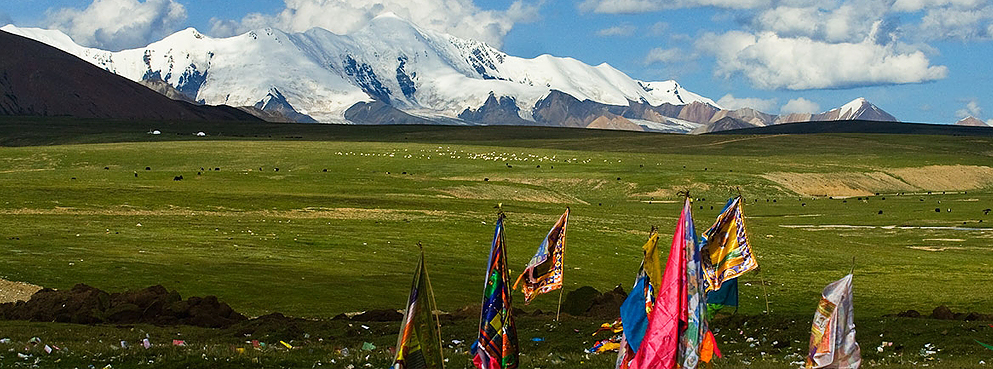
[630,198,692,369]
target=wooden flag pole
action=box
[758,269,771,314]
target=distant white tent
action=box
[195,132,206,137]
[150,130,161,135]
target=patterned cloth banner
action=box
[806,274,861,369]
[680,202,707,369]
[618,228,661,358]
[392,251,444,369]
[630,197,693,369]
[472,215,519,369]
[514,208,569,304]
[700,196,758,292]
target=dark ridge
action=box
[343,100,432,125]
[458,93,531,125]
[0,30,259,122]
[709,120,993,136]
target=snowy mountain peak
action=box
[839,97,868,116]
[371,11,405,21]
[827,97,897,121]
[955,116,990,127]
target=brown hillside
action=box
[0,30,259,122]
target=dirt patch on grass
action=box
[439,184,588,205]
[444,176,606,188]
[762,172,915,197]
[888,165,993,191]
[0,279,43,304]
[634,183,712,199]
[762,165,993,197]
[907,246,967,252]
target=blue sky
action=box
[3,0,992,124]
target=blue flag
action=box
[619,274,651,353]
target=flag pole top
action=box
[850,256,856,275]
[417,241,423,252]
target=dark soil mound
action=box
[888,306,992,321]
[228,312,311,340]
[351,309,403,322]
[560,285,627,319]
[586,285,627,319]
[562,286,600,316]
[896,309,921,318]
[931,305,956,320]
[0,284,246,328]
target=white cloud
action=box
[579,0,773,13]
[578,0,663,13]
[716,94,778,112]
[781,97,821,114]
[891,0,984,12]
[917,6,993,40]
[212,0,539,48]
[955,99,982,118]
[697,31,948,90]
[752,3,895,44]
[644,47,691,64]
[43,0,186,50]
[596,24,637,37]
[648,21,669,36]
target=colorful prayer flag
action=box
[681,199,707,369]
[700,197,758,292]
[806,274,861,369]
[472,215,519,369]
[705,278,739,318]
[514,208,569,304]
[641,228,663,294]
[392,250,444,369]
[630,198,694,369]
[620,273,652,354]
[619,228,661,354]
[700,330,722,364]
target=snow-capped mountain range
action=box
[1,14,712,125]
[1,15,903,132]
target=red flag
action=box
[630,198,692,369]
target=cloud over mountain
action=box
[781,98,820,114]
[42,0,186,50]
[956,99,983,119]
[697,30,948,90]
[208,0,539,48]
[580,0,987,91]
[716,94,776,112]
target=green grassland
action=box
[1,118,992,367]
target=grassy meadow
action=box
[0,118,992,367]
